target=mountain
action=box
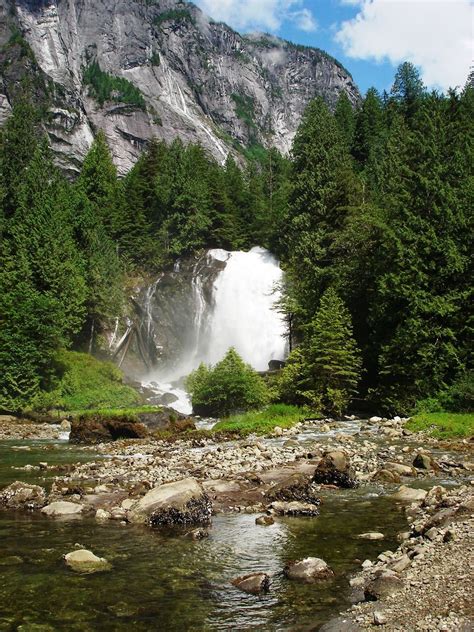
[0,0,360,173]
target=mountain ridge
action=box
[0,0,360,173]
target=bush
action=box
[415,372,474,414]
[83,62,146,109]
[213,404,306,435]
[186,348,269,417]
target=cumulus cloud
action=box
[335,0,473,91]
[196,0,317,33]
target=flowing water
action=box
[142,248,287,414]
[0,438,408,631]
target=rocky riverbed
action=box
[0,414,472,630]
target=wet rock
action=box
[391,486,427,503]
[384,462,416,477]
[284,557,334,583]
[95,509,111,521]
[270,501,320,517]
[365,570,403,601]
[64,549,111,574]
[255,515,275,526]
[0,555,24,566]
[312,451,357,488]
[266,472,320,505]
[390,554,411,572]
[70,416,149,444]
[374,611,388,625]
[128,478,212,527]
[370,417,383,423]
[41,501,85,517]
[231,572,271,595]
[60,419,71,431]
[184,528,209,540]
[373,469,401,483]
[358,532,385,540]
[0,481,47,511]
[202,480,241,493]
[422,485,446,507]
[413,453,434,470]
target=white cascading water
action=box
[143,247,287,414]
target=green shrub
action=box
[406,412,474,439]
[213,404,306,435]
[83,61,146,109]
[186,348,269,417]
[415,372,473,414]
[50,350,141,411]
[153,9,195,28]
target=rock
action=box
[391,486,427,503]
[284,557,334,583]
[312,450,357,488]
[256,515,275,526]
[365,571,403,601]
[273,426,284,437]
[202,480,241,493]
[270,501,320,517]
[362,560,373,569]
[266,472,321,505]
[128,478,212,527]
[358,532,385,541]
[184,528,209,540]
[370,417,383,423]
[0,481,47,510]
[373,469,401,483]
[390,554,411,572]
[64,549,111,574]
[425,527,439,541]
[60,419,71,431]
[384,462,416,477]
[70,415,149,444]
[374,611,388,626]
[413,453,434,470]
[95,509,111,521]
[41,501,85,517]
[231,573,271,595]
[422,485,446,507]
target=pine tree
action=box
[353,87,384,167]
[390,62,425,119]
[334,92,356,150]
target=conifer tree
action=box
[334,92,356,150]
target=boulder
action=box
[391,485,427,503]
[358,532,385,541]
[389,554,411,573]
[312,451,357,488]
[202,480,241,493]
[41,501,85,517]
[128,478,212,527]
[70,416,148,444]
[0,481,46,510]
[284,557,334,583]
[365,570,403,601]
[384,462,416,477]
[64,549,111,574]
[270,501,319,517]
[231,573,271,595]
[369,417,383,423]
[255,515,275,526]
[422,485,446,507]
[60,419,71,431]
[413,453,434,470]
[372,469,401,484]
[266,472,321,505]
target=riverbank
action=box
[0,415,68,441]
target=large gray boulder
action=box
[365,570,403,601]
[128,478,212,527]
[313,450,357,488]
[41,501,85,517]
[391,486,427,503]
[64,549,111,574]
[0,481,46,510]
[284,557,334,583]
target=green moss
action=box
[153,9,195,28]
[82,61,146,109]
[73,405,162,421]
[213,404,307,436]
[51,351,141,412]
[406,412,474,439]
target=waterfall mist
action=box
[142,247,287,413]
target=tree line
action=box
[0,62,472,414]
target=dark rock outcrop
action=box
[266,472,321,505]
[312,450,357,488]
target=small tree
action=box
[307,288,362,415]
[186,348,268,417]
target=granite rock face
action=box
[0,0,360,174]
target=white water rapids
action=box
[143,247,287,414]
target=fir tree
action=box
[334,92,356,150]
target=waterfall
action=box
[142,247,287,414]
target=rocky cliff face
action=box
[0,0,360,173]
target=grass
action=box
[74,405,164,421]
[406,412,474,439]
[213,404,307,436]
[53,351,142,412]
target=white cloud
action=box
[196,0,317,33]
[335,0,473,91]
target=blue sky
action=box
[196,0,473,95]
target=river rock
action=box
[64,549,111,574]
[0,481,47,510]
[128,477,212,526]
[413,453,434,470]
[41,501,85,517]
[422,485,446,507]
[384,462,416,477]
[270,501,319,517]
[202,480,241,493]
[358,532,385,540]
[391,486,427,503]
[231,573,271,595]
[284,557,334,583]
[389,554,411,572]
[312,450,357,488]
[60,419,71,431]
[266,472,321,505]
[70,416,149,444]
[373,469,401,483]
[255,515,275,526]
[365,570,403,601]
